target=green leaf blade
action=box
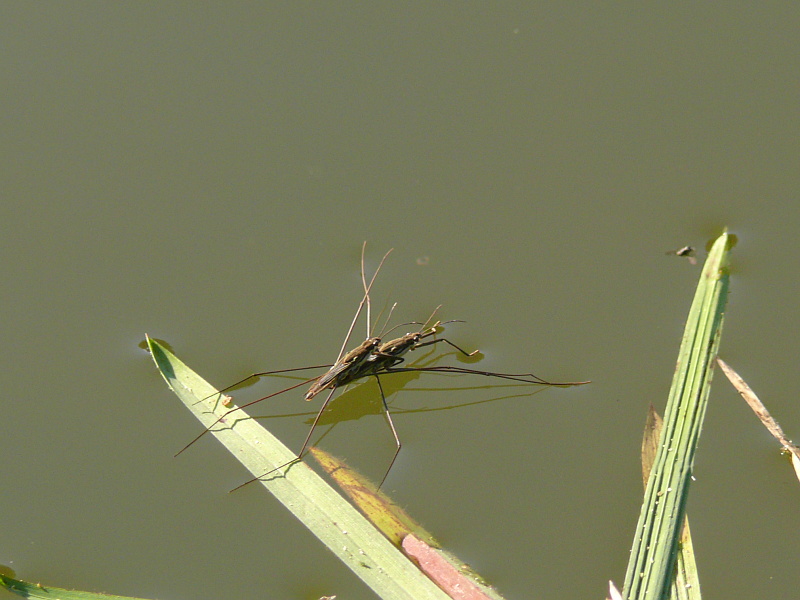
[147,336,452,600]
[622,231,732,600]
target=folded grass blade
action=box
[147,335,452,600]
[310,448,507,600]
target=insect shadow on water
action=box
[176,243,589,490]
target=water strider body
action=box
[341,308,478,384]
[304,336,381,401]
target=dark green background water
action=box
[2,5,799,599]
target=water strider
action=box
[177,243,589,489]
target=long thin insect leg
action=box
[411,337,480,357]
[304,244,392,403]
[228,384,340,492]
[380,365,589,386]
[334,244,392,363]
[302,245,392,405]
[382,365,547,383]
[175,377,317,456]
[195,365,333,405]
[361,241,372,339]
[374,374,401,490]
[298,385,340,458]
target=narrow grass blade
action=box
[622,231,732,600]
[641,406,702,600]
[147,336,452,600]
[0,575,147,600]
[716,357,800,482]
